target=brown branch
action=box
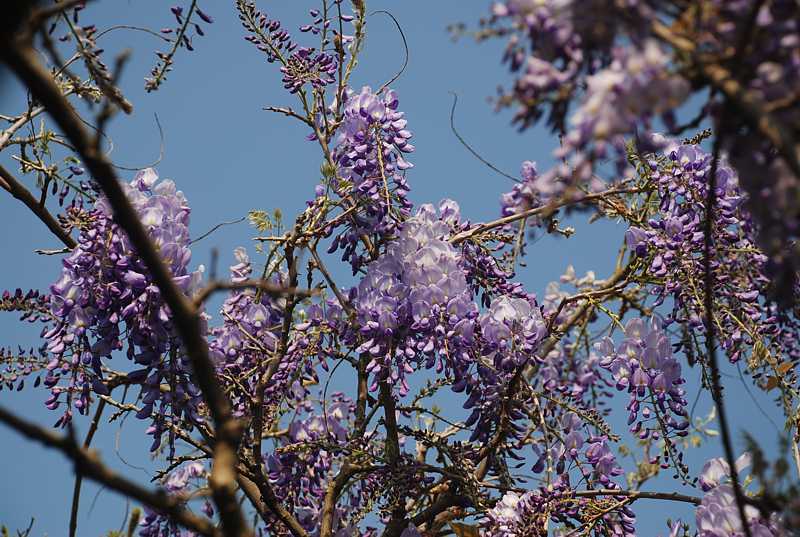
[0,32,251,537]
[0,405,221,537]
[570,488,700,505]
[449,187,643,245]
[241,236,310,537]
[0,163,76,249]
[192,279,314,309]
[250,237,300,467]
[651,20,800,181]
[68,399,107,537]
[319,463,376,537]
[379,382,408,537]
[237,465,310,537]
[702,129,753,537]
[28,0,87,30]
[310,243,352,314]
[0,105,46,150]
[411,492,471,529]
[262,106,314,127]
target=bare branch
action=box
[192,279,314,309]
[449,187,643,245]
[0,31,252,537]
[69,399,107,537]
[0,163,76,249]
[0,405,221,537]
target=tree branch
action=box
[702,129,753,537]
[449,187,643,245]
[0,405,221,537]
[68,399,106,537]
[379,382,408,537]
[192,279,314,309]
[570,488,701,505]
[0,164,76,249]
[0,31,251,537]
[236,465,310,537]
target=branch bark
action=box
[651,20,800,181]
[68,399,106,537]
[449,187,642,245]
[0,164,76,249]
[0,26,251,537]
[0,405,221,537]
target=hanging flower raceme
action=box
[533,40,688,202]
[459,295,546,444]
[327,86,414,271]
[499,161,542,218]
[695,454,785,537]
[496,41,689,227]
[264,393,382,537]
[350,201,476,395]
[594,316,689,474]
[40,169,205,451]
[208,247,302,420]
[625,143,800,386]
[139,461,212,537]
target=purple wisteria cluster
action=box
[483,484,636,537]
[499,160,542,218]
[624,143,800,376]
[264,393,381,537]
[460,295,546,444]
[458,237,525,306]
[208,247,312,421]
[237,2,353,94]
[594,317,689,473]
[486,0,800,304]
[497,41,687,209]
[281,46,337,93]
[488,0,653,132]
[40,169,205,446]
[238,1,299,63]
[139,461,212,537]
[1,344,48,393]
[695,454,784,537]
[348,201,473,395]
[327,86,414,271]
[5,3,800,537]
[550,40,687,183]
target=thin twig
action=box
[372,10,409,94]
[192,278,313,308]
[113,113,166,171]
[189,216,246,245]
[449,92,520,183]
[68,399,107,537]
[449,187,643,244]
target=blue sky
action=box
[0,2,786,536]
